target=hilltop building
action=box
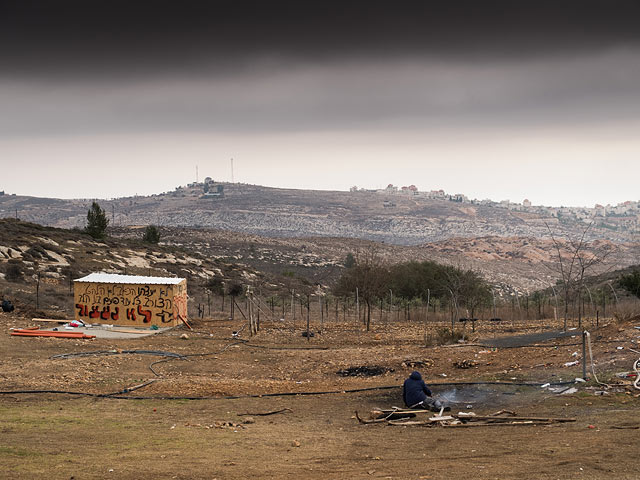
[202,177,225,198]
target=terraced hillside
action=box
[1,183,637,245]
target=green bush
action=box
[619,270,640,299]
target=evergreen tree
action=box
[142,225,161,244]
[619,270,640,299]
[85,201,109,239]
[344,252,356,268]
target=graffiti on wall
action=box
[173,281,188,321]
[74,282,183,325]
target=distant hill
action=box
[1,183,638,245]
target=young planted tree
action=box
[85,201,109,239]
[545,222,615,329]
[334,248,388,331]
[227,282,243,320]
[459,269,492,326]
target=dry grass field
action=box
[2,309,640,479]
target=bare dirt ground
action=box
[2,310,640,479]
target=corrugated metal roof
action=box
[74,273,185,285]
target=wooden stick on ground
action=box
[355,411,414,424]
[237,408,292,416]
[109,328,157,334]
[178,314,192,330]
[442,421,554,428]
[463,416,576,422]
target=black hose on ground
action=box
[50,350,186,360]
[0,379,157,398]
[0,380,576,401]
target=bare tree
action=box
[545,222,615,329]
[334,247,388,331]
[441,265,490,334]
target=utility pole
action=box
[196,165,199,183]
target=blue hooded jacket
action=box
[402,371,432,407]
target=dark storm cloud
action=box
[2,0,640,78]
[3,51,640,137]
[2,1,640,137]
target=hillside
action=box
[1,183,638,245]
[112,226,640,294]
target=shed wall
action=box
[74,280,186,326]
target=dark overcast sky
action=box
[2,1,640,206]
[3,0,640,77]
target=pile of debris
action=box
[10,326,95,339]
[401,359,434,369]
[337,365,393,377]
[453,359,479,369]
[355,408,576,428]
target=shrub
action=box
[5,259,24,282]
[206,277,224,294]
[425,327,465,346]
[619,270,640,299]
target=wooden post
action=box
[306,294,310,342]
[582,330,587,380]
[356,288,360,328]
[36,272,40,310]
[248,291,253,337]
[492,289,497,320]
[423,289,430,346]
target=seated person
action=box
[402,371,449,412]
